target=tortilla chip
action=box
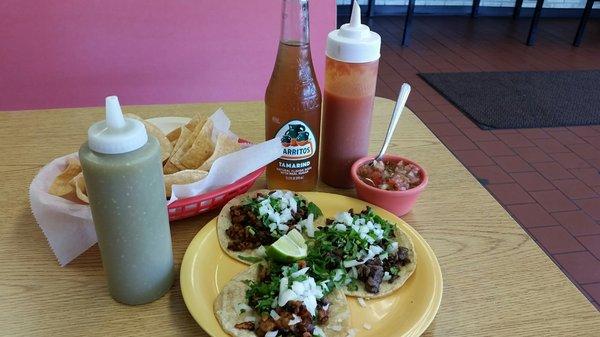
[49,158,82,197]
[125,113,173,162]
[166,127,181,143]
[163,169,208,197]
[169,118,208,170]
[186,111,207,131]
[163,161,179,174]
[199,134,241,171]
[171,126,192,155]
[179,119,215,169]
[70,173,89,203]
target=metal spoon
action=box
[372,83,411,164]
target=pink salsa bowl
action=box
[350,155,428,217]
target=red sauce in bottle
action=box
[320,57,379,188]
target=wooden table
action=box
[1,98,598,336]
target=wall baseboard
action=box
[337,4,600,18]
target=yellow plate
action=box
[180,192,443,337]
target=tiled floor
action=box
[361,15,600,310]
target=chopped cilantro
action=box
[307,202,323,218]
[243,263,281,314]
[346,280,359,291]
[306,207,399,288]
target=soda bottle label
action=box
[274,119,317,180]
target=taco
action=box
[214,261,351,337]
[307,207,416,298]
[217,189,324,264]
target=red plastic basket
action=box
[167,166,264,221]
[166,139,265,221]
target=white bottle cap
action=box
[87,96,148,154]
[326,1,381,63]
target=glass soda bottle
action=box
[265,0,321,191]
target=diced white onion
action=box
[313,326,327,337]
[279,277,289,296]
[357,297,367,308]
[259,191,307,235]
[291,267,309,278]
[335,212,353,225]
[304,295,318,317]
[291,282,306,295]
[346,328,356,337]
[278,289,298,307]
[370,245,384,255]
[331,325,343,332]
[387,242,399,253]
[270,310,280,320]
[343,260,362,268]
[334,223,347,232]
[349,267,358,279]
[299,213,315,237]
[289,314,302,325]
[383,271,392,281]
[268,212,281,223]
[332,269,344,282]
[277,267,325,317]
[288,194,298,213]
[363,323,372,330]
[258,205,269,215]
[265,330,278,337]
[280,208,293,223]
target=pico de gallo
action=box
[357,159,422,191]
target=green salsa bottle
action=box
[79,96,174,305]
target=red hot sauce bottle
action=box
[320,1,381,188]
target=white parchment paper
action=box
[29,109,280,266]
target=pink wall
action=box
[0,0,336,111]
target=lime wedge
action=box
[286,228,305,247]
[266,229,307,263]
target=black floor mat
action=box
[419,70,600,129]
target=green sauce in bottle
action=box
[79,96,174,305]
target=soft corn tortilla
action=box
[217,190,323,265]
[344,226,417,298]
[214,263,351,337]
